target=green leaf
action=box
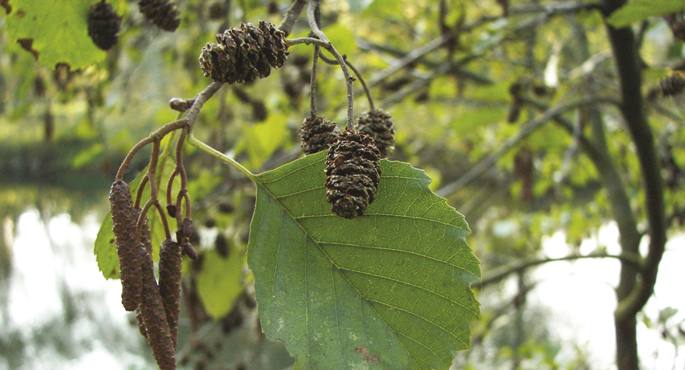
[197,250,244,319]
[6,0,106,68]
[248,151,480,369]
[607,0,685,27]
[94,215,119,279]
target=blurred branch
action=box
[277,0,306,35]
[603,2,667,323]
[357,38,493,85]
[436,97,617,197]
[477,251,642,289]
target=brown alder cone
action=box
[325,129,381,218]
[199,21,287,84]
[158,239,182,346]
[356,109,395,157]
[299,114,337,154]
[108,180,142,311]
[87,1,121,50]
[138,0,180,32]
[140,251,176,370]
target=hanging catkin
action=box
[158,239,182,346]
[108,180,142,311]
[140,252,176,370]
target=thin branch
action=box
[318,51,375,110]
[478,251,642,289]
[183,82,224,130]
[115,119,188,180]
[305,0,355,129]
[310,44,320,114]
[278,0,306,35]
[436,97,618,197]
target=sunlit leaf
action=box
[6,0,106,68]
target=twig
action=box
[278,0,306,35]
[478,251,642,288]
[305,0,355,129]
[115,119,189,180]
[319,51,375,111]
[310,44,320,114]
[183,82,224,130]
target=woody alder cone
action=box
[87,1,121,50]
[199,21,287,84]
[299,114,337,154]
[138,0,180,32]
[660,72,685,97]
[356,109,395,157]
[108,180,142,311]
[325,130,381,218]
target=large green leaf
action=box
[248,151,480,369]
[5,0,106,68]
[608,0,685,27]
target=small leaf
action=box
[94,214,119,279]
[6,0,107,68]
[608,0,685,28]
[248,152,480,369]
[197,250,244,319]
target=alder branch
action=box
[436,97,618,197]
[305,0,355,128]
[477,251,642,289]
[277,0,306,35]
[318,51,375,110]
[603,2,667,322]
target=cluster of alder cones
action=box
[199,21,396,218]
[87,0,180,50]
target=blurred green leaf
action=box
[608,0,685,27]
[196,250,244,319]
[6,0,106,68]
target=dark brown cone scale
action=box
[87,1,121,50]
[138,0,180,32]
[356,109,395,157]
[299,114,337,154]
[158,239,182,346]
[198,21,287,84]
[325,130,381,218]
[108,180,142,311]
[140,252,176,370]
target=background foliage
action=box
[1,0,685,369]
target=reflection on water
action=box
[1,209,150,370]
